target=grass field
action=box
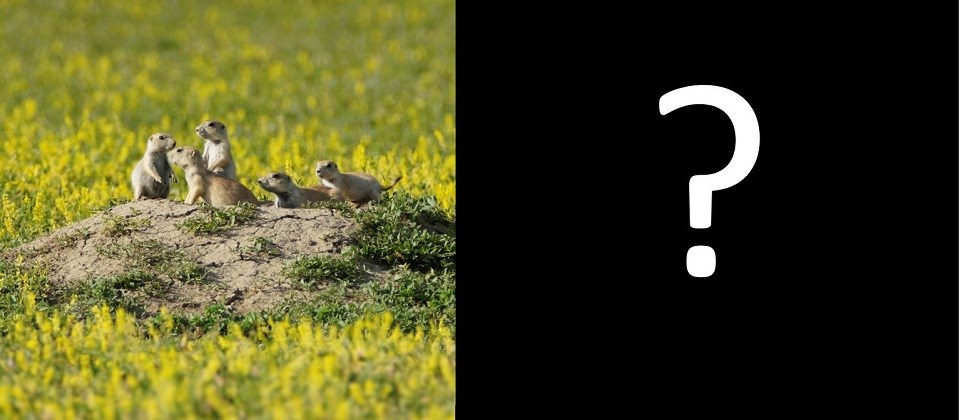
[0,0,455,245]
[0,0,455,416]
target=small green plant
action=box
[97,240,210,284]
[167,261,209,284]
[350,192,456,272]
[264,266,456,334]
[239,236,283,259]
[63,269,170,318]
[282,254,362,288]
[139,276,174,298]
[177,202,258,234]
[180,303,233,334]
[53,227,91,247]
[101,216,150,237]
[366,267,456,334]
[268,283,367,329]
[97,240,169,267]
[106,270,171,299]
[106,270,155,290]
[303,200,356,214]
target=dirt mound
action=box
[7,199,371,315]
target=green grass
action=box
[167,260,210,284]
[368,267,455,331]
[97,239,170,267]
[60,269,172,318]
[52,227,91,247]
[351,191,455,272]
[238,236,284,259]
[283,254,364,288]
[283,191,457,286]
[302,200,357,213]
[97,239,210,284]
[101,214,150,236]
[274,266,456,335]
[177,202,259,234]
[275,192,456,332]
[161,265,456,336]
[168,303,234,335]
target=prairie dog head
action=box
[258,172,296,194]
[147,132,177,152]
[315,160,341,181]
[195,120,228,143]
[167,146,205,169]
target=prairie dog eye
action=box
[271,173,279,178]
[175,148,183,152]
[159,135,166,140]
[209,122,216,127]
[326,162,333,168]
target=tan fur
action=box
[257,171,333,208]
[167,146,259,206]
[314,160,401,206]
[303,183,334,198]
[196,120,237,180]
[131,132,178,200]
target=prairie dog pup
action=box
[315,160,401,206]
[131,132,177,200]
[196,120,237,180]
[257,171,332,208]
[167,146,259,206]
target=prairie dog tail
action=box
[381,176,402,191]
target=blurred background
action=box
[0,0,456,243]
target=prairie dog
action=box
[314,160,401,206]
[167,146,259,206]
[196,120,237,180]
[304,183,334,198]
[257,171,332,208]
[131,132,177,200]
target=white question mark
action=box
[659,85,760,278]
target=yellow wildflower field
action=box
[0,299,455,418]
[0,0,455,245]
[0,0,456,416]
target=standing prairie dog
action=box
[315,160,401,206]
[131,132,178,200]
[167,146,259,206]
[257,171,333,208]
[196,120,237,180]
